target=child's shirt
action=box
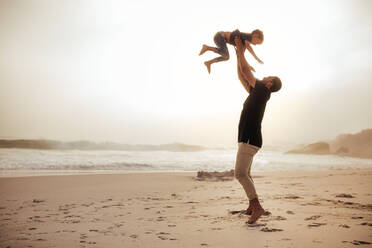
[230,29,252,45]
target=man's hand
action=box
[234,36,256,89]
[234,36,245,53]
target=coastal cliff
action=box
[287,129,372,159]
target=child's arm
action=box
[235,37,256,89]
[245,41,264,64]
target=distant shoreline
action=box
[286,129,372,159]
[0,169,197,178]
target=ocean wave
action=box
[1,148,372,173]
[0,139,207,152]
[0,162,154,170]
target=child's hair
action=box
[252,29,264,42]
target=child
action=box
[199,29,264,74]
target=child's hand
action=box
[257,59,264,64]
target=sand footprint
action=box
[308,222,326,228]
[81,202,94,207]
[246,223,266,227]
[284,195,302,199]
[339,224,350,228]
[335,193,354,198]
[260,227,283,232]
[304,215,321,221]
[272,216,287,221]
[360,222,372,227]
[351,216,363,219]
[342,240,371,245]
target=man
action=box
[233,36,282,224]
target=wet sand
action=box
[0,170,371,247]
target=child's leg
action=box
[199,44,219,55]
[199,32,229,58]
[204,55,230,74]
[212,31,230,61]
[203,32,230,73]
[204,57,228,74]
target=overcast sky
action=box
[1,0,371,147]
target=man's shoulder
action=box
[255,79,263,85]
[251,80,270,95]
[251,79,262,89]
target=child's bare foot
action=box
[204,61,211,74]
[199,45,208,56]
[247,208,265,224]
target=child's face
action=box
[251,34,263,45]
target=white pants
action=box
[234,142,260,200]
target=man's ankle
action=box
[249,197,263,210]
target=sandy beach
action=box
[1,169,371,248]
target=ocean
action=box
[1,145,372,177]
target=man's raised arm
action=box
[237,63,252,93]
[234,37,256,89]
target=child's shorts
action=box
[213,32,229,56]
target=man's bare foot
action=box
[199,45,208,56]
[204,61,211,74]
[247,208,265,224]
[245,207,252,215]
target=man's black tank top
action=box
[238,81,271,147]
